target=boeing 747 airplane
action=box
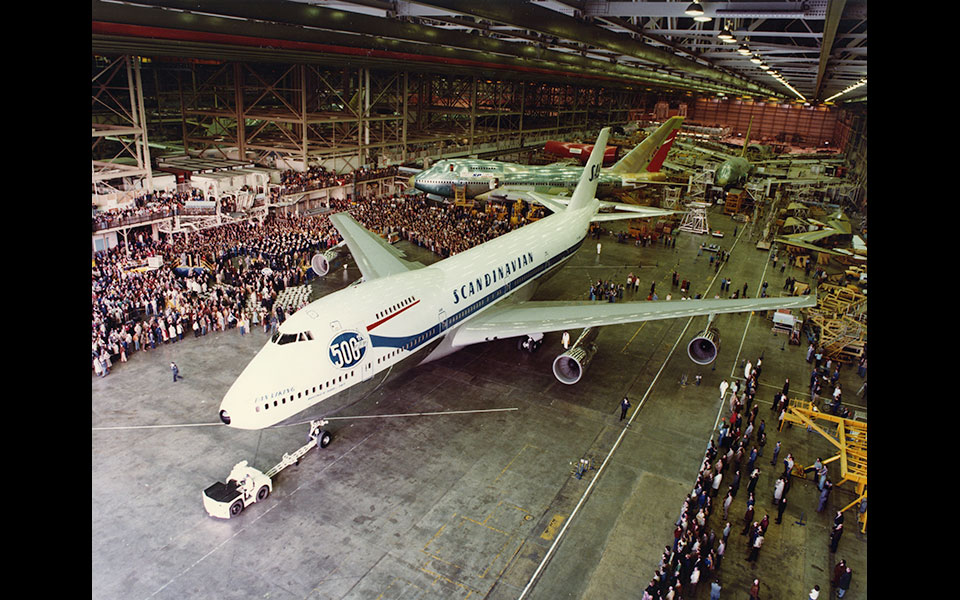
[218,128,815,430]
[411,117,685,201]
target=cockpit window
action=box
[276,333,298,345]
[272,330,314,345]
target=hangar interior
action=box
[92,2,867,599]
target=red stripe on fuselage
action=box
[366,300,420,331]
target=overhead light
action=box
[718,26,736,42]
[759,64,770,70]
[824,78,868,103]
[750,55,762,64]
[685,2,704,17]
[737,44,751,55]
[694,15,712,22]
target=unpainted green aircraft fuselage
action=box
[413,158,624,198]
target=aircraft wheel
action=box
[319,430,332,448]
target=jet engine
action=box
[552,328,600,385]
[310,249,344,277]
[687,326,721,365]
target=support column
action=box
[301,64,308,167]
[469,76,477,155]
[402,71,409,163]
[132,57,153,194]
[233,63,245,159]
[519,83,525,147]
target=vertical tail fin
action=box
[644,122,682,173]
[608,116,684,175]
[740,116,754,158]
[566,127,610,212]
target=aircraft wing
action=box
[449,294,817,347]
[590,208,682,222]
[774,237,849,256]
[779,229,842,244]
[477,189,572,213]
[328,212,424,280]
[674,140,736,162]
[478,190,681,222]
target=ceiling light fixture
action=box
[750,55,762,64]
[824,78,868,103]
[685,2,705,17]
[737,44,752,55]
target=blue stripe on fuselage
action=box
[369,237,585,349]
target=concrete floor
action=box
[92,202,867,599]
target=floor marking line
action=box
[93,408,519,432]
[620,322,647,354]
[324,407,519,420]
[93,422,222,431]
[146,429,377,600]
[518,314,697,600]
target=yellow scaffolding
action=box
[780,399,867,533]
[805,284,866,364]
[453,184,473,208]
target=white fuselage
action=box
[218,204,596,429]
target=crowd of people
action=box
[273,165,398,199]
[639,348,861,599]
[92,180,532,375]
[92,189,206,231]
[94,165,401,233]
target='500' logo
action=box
[329,331,366,368]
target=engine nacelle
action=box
[310,249,340,277]
[552,328,600,385]
[687,326,721,365]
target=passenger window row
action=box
[375,296,416,321]
[376,348,404,364]
[256,369,356,413]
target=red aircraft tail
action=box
[644,126,680,173]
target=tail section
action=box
[608,116,684,175]
[566,127,610,212]
[740,116,754,158]
[644,122,682,174]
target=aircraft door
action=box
[362,358,374,382]
[438,308,447,333]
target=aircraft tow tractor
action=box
[202,420,332,519]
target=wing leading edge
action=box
[448,294,817,347]
[329,212,424,281]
